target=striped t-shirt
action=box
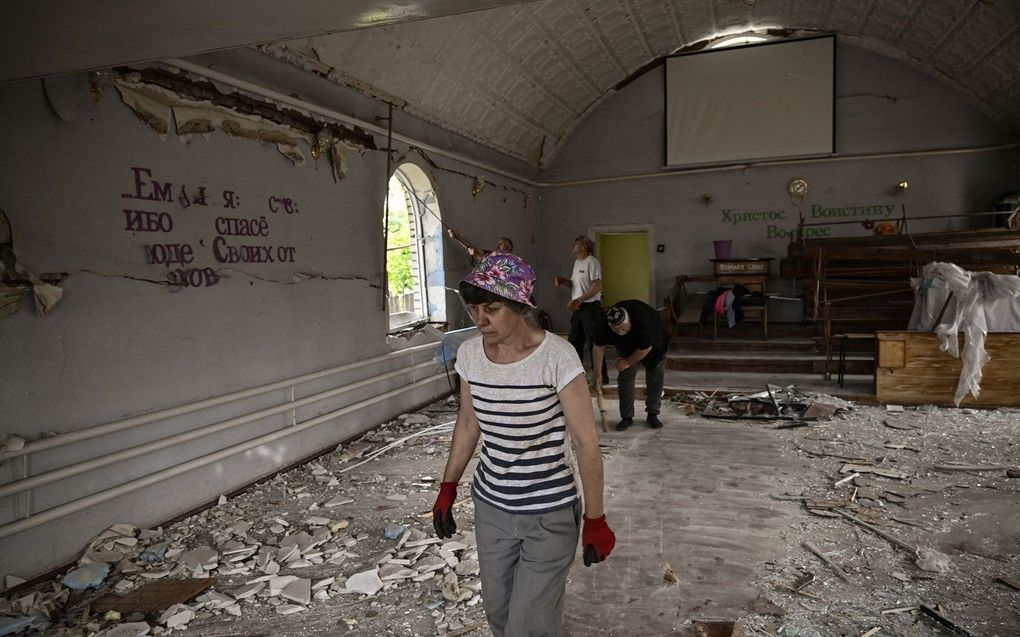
[454,331,584,514]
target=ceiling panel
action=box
[0,0,537,82]
[267,0,1020,166]
[16,0,1012,168]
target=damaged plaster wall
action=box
[0,72,453,581]
[420,155,542,332]
[184,48,544,333]
[538,42,1019,328]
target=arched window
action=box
[385,164,445,331]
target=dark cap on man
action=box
[604,306,628,327]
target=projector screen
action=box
[665,35,835,167]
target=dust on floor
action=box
[2,393,1018,637]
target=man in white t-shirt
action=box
[554,235,608,380]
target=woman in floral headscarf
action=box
[431,252,615,637]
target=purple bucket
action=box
[713,240,732,260]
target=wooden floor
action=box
[564,401,797,635]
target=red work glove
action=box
[432,482,458,538]
[581,514,615,566]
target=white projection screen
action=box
[665,35,835,167]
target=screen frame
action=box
[662,33,837,169]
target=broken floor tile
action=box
[311,577,334,590]
[268,575,298,596]
[161,608,194,629]
[323,494,355,508]
[275,604,305,615]
[261,561,280,575]
[98,621,151,637]
[85,550,126,564]
[378,564,416,581]
[344,569,383,596]
[177,547,218,572]
[281,579,311,605]
[233,582,265,600]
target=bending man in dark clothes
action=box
[592,300,670,430]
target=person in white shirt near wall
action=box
[432,252,615,637]
[554,235,609,381]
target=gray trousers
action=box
[473,495,581,637]
[616,356,665,419]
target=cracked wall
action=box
[0,61,542,581]
[0,69,398,577]
[0,78,389,412]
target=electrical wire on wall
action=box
[381,102,395,311]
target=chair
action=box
[835,332,874,386]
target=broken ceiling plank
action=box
[834,510,915,553]
[918,604,975,637]
[93,578,215,613]
[801,541,850,581]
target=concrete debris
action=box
[0,404,515,634]
[160,607,194,629]
[11,389,1007,635]
[97,621,151,637]
[62,563,111,590]
[915,548,952,573]
[280,579,311,605]
[700,384,855,420]
[745,400,1019,636]
[344,569,384,596]
[323,493,355,508]
[178,546,219,573]
[232,581,264,600]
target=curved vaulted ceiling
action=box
[264,0,1020,168]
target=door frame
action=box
[588,224,656,307]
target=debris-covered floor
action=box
[2,391,1018,637]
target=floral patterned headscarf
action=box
[462,252,536,308]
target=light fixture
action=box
[310,127,333,159]
[89,69,112,102]
[471,177,485,197]
[896,180,909,191]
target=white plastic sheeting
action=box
[909,262,1020,405]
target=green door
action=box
[596,232,649,306]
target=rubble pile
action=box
[0,399,494,637]
[4,392,1017,636]
[695,385,854,421]
[739,403,1020,636]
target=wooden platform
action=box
[875,331,1020,406]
